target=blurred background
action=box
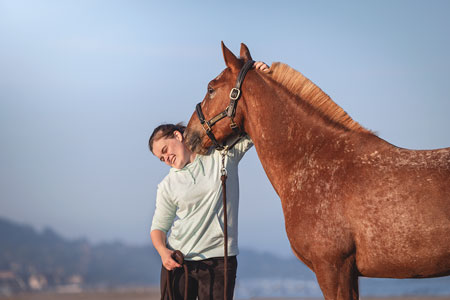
[1,0,449,298]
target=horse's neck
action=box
[243,88,355,196]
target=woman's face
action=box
[152,130,194,169]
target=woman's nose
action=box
[164,154,171,164]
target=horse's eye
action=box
[208,86,215,94]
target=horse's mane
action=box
[267,62,370,133]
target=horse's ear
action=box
[221,41,239,73]
[240,43,252,61]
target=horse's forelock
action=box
[214,69,226,81]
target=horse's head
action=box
[184,42,253,154]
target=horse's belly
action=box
[355,224,450,278]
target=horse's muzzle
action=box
[184,129,208,155]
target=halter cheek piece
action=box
[195,60,255,150]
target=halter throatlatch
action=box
[196,60,255,150]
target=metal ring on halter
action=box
[221,167,227,177]
[220,149,228,177]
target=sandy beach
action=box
[1,288,449,300]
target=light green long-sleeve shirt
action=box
[150,137,253,261]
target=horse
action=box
[184,42,450,300]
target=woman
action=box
[149,62,268,299]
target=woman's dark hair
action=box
[148,123,186,153]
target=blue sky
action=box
[1,0,449,257]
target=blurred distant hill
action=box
[0,217,313,294]
[0,217,161,294]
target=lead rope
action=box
[161,250,188,300]
[220,148,229,300]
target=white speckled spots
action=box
[214,70,225,81]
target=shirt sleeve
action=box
[150,183,177,234]
[231,135,253,162]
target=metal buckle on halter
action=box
[229,88,240,101]
[230,120,238,130]
[202,122,211,132]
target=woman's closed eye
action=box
[160,146,168,162]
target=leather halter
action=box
[195,60,255,150]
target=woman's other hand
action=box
[161,248,181,271]
[151,229,181,271]
[254,61,270,72]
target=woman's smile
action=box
[152,130,196,169]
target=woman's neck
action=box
[188,152,197,165]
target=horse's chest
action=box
[279,166,353,257]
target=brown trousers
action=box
[160,256,237,300]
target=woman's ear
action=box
[174,130,183,142]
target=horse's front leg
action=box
[313,255,359,300]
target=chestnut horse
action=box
[184,43,450,300]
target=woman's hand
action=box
[160,248,181,271]
[254,61,270,72]
[151,229,181,271]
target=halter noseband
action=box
[195,60,255,150]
